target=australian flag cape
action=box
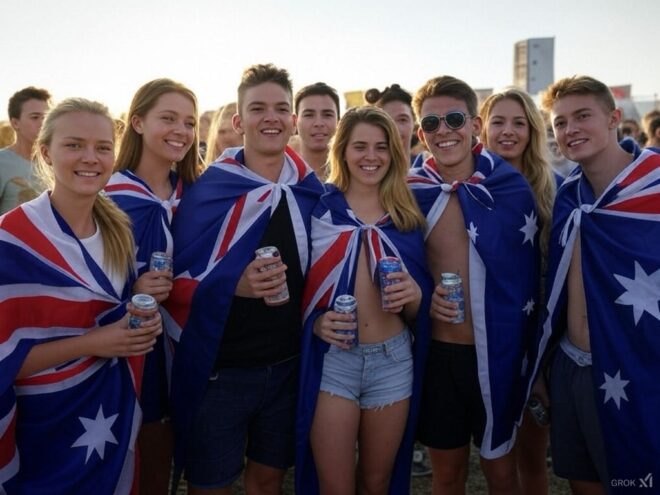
[295,185,433,494]
[0,192,141,495]
[540,142,660,491]
[407,144,540,459]
[105,170,184,422]
[164,146,323,471]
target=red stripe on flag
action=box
[221,157,241,167]
[0,296,114,344]
[257,190,272,202]
[618,154,660,188]
[407,177,435,185]
[104,183,150,196]
[216,194,246,260]
[301,231,353,311]
[163,278,199,330]
[15,356,98,386]
[603,193,660,214]
[0,411,16,468]
[2,209,87,285]
[370,230,383,260]
[286,146,308,181]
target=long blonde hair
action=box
[480,88,555,258]
[34,98,135,278]
[204,102,238,165]
[115,78,202,184]
[328,107,425,232]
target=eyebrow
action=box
[248,101,291,108]
[63,136,114,144]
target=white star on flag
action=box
[614,261,660,325]
[467,222,479,244]
[519,211,538,246]
[600,370,629,409]
[71,405,119,463]
[522,299,535,316]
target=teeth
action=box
[438,141,458,149]
[499,141,515,145]
[361,166,377,171]
[568,139,587,147]
[262,129,280,135]
[166,140,185,148]
[76,171,99,177]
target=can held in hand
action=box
[255,245,290,306]
[527,396,550,426]
[378,257,402,309]
[150,251,173,272]
[128,293,158,329]
[334,294,358,347]
[440,272,465,324]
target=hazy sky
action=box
[1,0,658,117]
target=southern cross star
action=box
[600,370,630,410]
[519,211,538,246]
[71,405,119,463]
[614,261,660,325]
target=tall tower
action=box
[513,37,555,94]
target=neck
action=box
[134,157,174,199]
[48,190,97,239]
[435,155,475,183]
[345,183,384,223]
[243,147,285,182]
[9,136,34,160]
[508,156,524,173]
[301,147,328,176]
[580,141,633,197]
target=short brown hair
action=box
[8,86,51,120]
[294,82,340,117]
[540,75,615,114]
[412,76,478,121]
[237,64,292,114]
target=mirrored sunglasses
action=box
[420,111,471,132]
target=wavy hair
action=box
[480,88,555,258]
[327,106,425,231]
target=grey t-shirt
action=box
[0,147,39,214]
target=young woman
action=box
[204,102,242,165]
[296,106,433,494]
[480,87,556,495]
[0,98,161,494]
[105,78,201,494]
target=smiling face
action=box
[295,94,338,153]
[42,111,115,203]
[417,95,481,179]
[551,93,619,166]
[485,98,530,170]
[344,122,391,193]
[233,82,295,159]
[132,91,196,167]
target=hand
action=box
[85,311,162,358]
[234,256,288,299]
[133,270,173,303]
[381,271,421,314]
[313,310,357,350]
[430,285,460,322]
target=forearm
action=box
[16,333,93,380]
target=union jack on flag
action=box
[408,144,540,459]
[0,193,141,494]
[542,143,660,491]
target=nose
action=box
[565,118,579,135]
[82,145,99,163]
[502,122,514,135]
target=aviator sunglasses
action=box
[420,111,472,132]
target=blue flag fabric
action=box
[0,193,140,494]
[407,144,540,458]
[165,146,323,471]
[105,170,185,422]
[541,143,660,492]
[295,185,433,494]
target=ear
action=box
[291,113,298,130]
[131,115,143,134]
[416,126,427,147]
[232,113,244,135]
[9,117,19,132]
[471,115,483,137]
[609,108,622,130]
[40,144,53,165]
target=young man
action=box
[408,76,540,495]
[0,86,51,214]
[294,82,340,178]
[539,76,660,495]
[165,64,324,495]
[642,109,660,152]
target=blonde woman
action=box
[297,106,433,494]
[480,87,557,495]
[0,98,161,493]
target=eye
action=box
[161,116,174,122]
[98,145,113,153]
[65,143,81,149]
[185,121,195,129]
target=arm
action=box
[16,309,162,379]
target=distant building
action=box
[513,37,555,95]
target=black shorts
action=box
[417,340,486,450]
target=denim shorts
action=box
[319,329,413,409]
[185,356,298,489]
